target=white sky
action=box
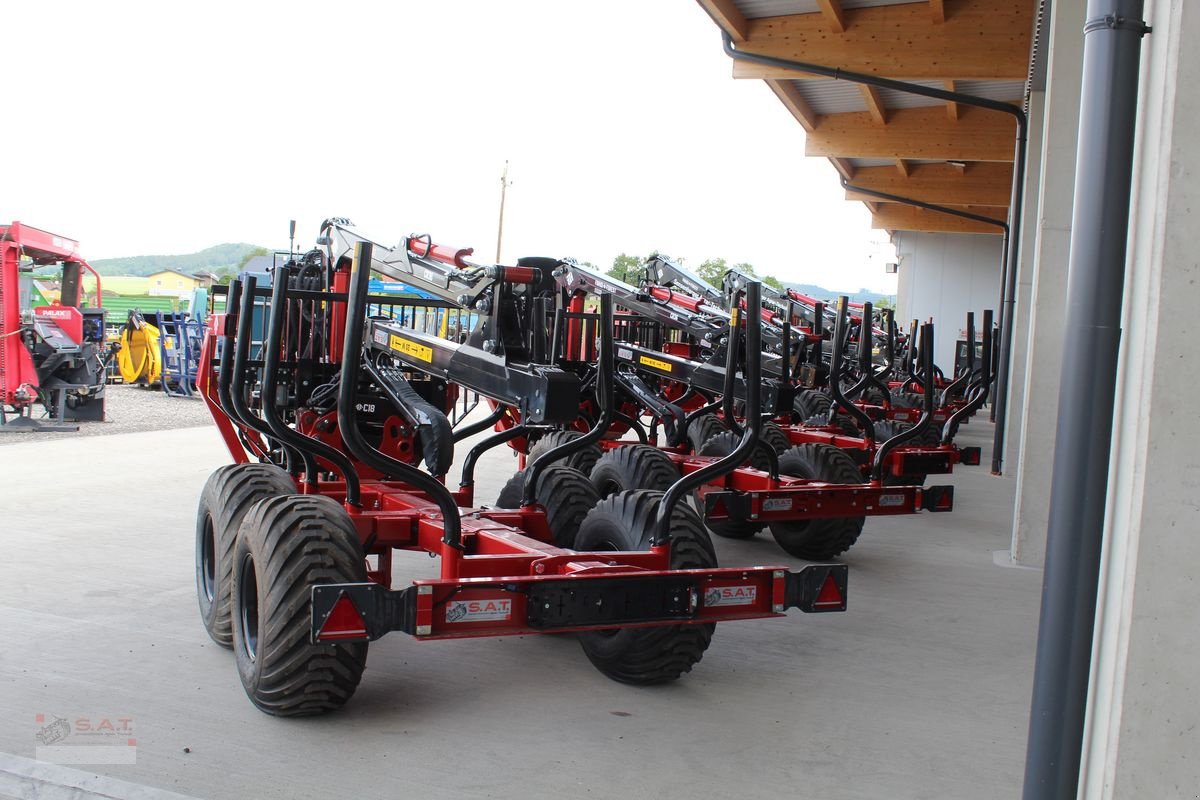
[3,1,897,294]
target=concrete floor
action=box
[0,416,1041,800]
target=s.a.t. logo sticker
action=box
[445,598,512,623]
[703,585,757,607]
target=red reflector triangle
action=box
[814,574,844,608]
[319,593,367,640]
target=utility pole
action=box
[495,160,511,263]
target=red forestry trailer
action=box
[196,222,847,716]
[0,222,109,431]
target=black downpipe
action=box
[259,272,362,505]
[720,33,1028,474]
[338,242,458,540]
[1022,4,1149,798]
[521,293,617,506]
[654,282,766,545]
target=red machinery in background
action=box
[0,221,109,431]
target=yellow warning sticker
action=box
[639,354,673,373]
[389,334,433,363]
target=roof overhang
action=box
[696,0,1042,235]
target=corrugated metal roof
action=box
[793,79,867,115]
[847,158,897,168]
[848,158,944,168]
[788,78,1025,116]
[877,80,1026,109]
[738,0,920,19]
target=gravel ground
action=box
[0,384,213,446]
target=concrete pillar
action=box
[1079,2,1200,794]
[1008,0,1086,567]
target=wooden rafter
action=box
[806,105,1018,162]
[765,79,818,132]
[894,159,910,177]
[694,0,749,43]
[731,0,1033,81]
[930,0,947,24]
[846,162,1014,207]
[860,85,888,125]
[829,157,856,181]
[871,204,1007,235]
[815,0,847,33]
[944,80,960,120]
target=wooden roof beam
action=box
[894,159,910,177]
[872,205,1007,235]
[815,0,847,33]
[829,157,856,180]
[766,79,818,132]
[806,105,1018,162]
[730,0,1033,81]
[695,0,749,43]
[930,0,947,24]
[860,85,888,125]
[846,162,1015,207]
[944,80,960,120]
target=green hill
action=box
[90,243,267,277]
[785,283,894,306]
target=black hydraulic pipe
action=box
[851,301,892,404]
[259,271,362,505]
[452,403,506,443]
[939,312,975,406]
[827,297,875,440]
[338,242,459,541]
[1022,4,1149,798]
[654,282,767,545]
[522,293,617,506]
[259,273,319,486]
[228,277,301,474]
[942,310,993,445]
[719,310,745,437]
[460,422,528,492]
[871,324,936,481]
[878,308,896,383]
[719,32,1028,474]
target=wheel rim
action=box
[200,515,216,603]
[595,477,624,498]
[238,554,260,662]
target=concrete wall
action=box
[1009,0,1085,567]
[1080,1,1200,796]
[894,231,1005,371]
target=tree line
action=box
[603,252,785,292]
